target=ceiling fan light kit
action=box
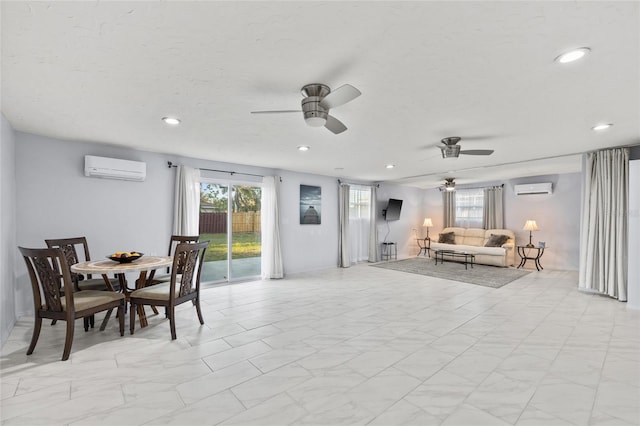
[444,177,456,191]
[439,136,494,158]
[251,83,361,135]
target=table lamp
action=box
[423,217,433,239]
[523,220,538,248]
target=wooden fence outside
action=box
[199,212,261,234]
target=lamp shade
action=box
[423,218,433,227]
[523,220,538,231]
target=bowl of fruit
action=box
[107,251,143,263]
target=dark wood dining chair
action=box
[129,241,208,340]
[18,246,125,361]
[45,237,120,292]
[145,235,200,285]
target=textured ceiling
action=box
[2,1,639,188]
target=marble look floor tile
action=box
[220,393,308,425]
[70,390,184,425]
[223,324,282,347]
[404,370,477,420]
[515,406,576,425]
[145,390,246,425]
[6,387,125,425]
[392,347,455,381]
[528,376,597,425]
[591,380,640,425]
[230,364,311,408]
[346,368,422,416]
[344,349,408,377]
[428,332,478,356]
[286,370,367,413]
[176,360,261,404]
[1,383,71,422]
[442,403,512,426]
[1,266,638,426]
[466,371,538,424]
[202,340,272,371]
[368,399,440,425]
[296,395,376,426]
[248,345,316,373]
[443,349,503,384]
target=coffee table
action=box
[434,249,476,270]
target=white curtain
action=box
[442,190,456,228]
[483,186,504,229]
[349,185,371,263]
[173,165,200,235]
[261,176,284,279]
[338,184,351,268]
[579,148,629,301]
[368,186,379,262]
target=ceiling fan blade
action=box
[460,149,494,156]
[324,115,347,134]
[250,110,301,114]
[319,84,361,109]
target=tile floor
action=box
[1,264,639,425]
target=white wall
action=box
[13,132,356,315]
[422,173,582,270]
[377,183,425,259]
[277,170,340,274]
[1,114,17,346]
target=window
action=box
[349,186,370,219]
[455,188,483,228]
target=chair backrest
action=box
[166,235,199,274]
[19,246,75,315]
[170,241,208,300]
[45,237,93,281]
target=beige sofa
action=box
[430,227,516,267]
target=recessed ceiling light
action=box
[162,117,181,126]
[386,164,395,169]
[592,123,613,131]
[555,47,591,64]
[297,145,310,151]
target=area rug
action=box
[371,257,530,288]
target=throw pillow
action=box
[485,234,509,247]
[438,232,456,244]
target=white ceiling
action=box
[2,1,639,189]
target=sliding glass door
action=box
[199,181,262,283]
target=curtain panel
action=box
[442,190,456,228]
[261,176,284,279]
[172,165,200,236]
[368,186,379,262]
[483,186,504,229]
[338,184,351,268]
[579,148,629,301]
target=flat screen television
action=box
[384,198,403,221]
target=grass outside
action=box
[200,233,261,261]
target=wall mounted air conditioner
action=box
[514,182,552,195]
[84,155,146,181]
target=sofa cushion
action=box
[461,228,486,246]
[485,234,509,247]
[438,232,456,244]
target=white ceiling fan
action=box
[440,137,494,158]
[251,83,361,134]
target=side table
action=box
[381,242,397,261]
[417,238,431,257]
[517,246,545,271]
